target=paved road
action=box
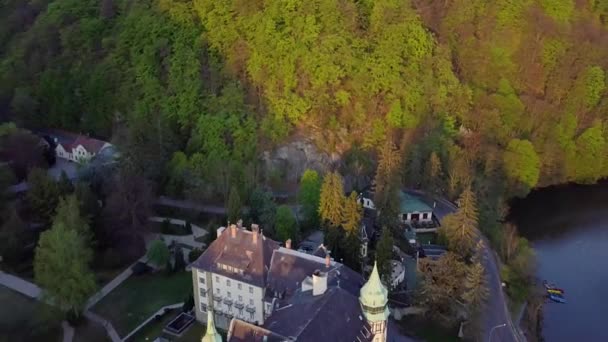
[408,190,524,342]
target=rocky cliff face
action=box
[261,138,335,182]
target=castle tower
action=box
[202,309,222,342]
[359,261,390,342]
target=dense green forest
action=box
[1,0,607,201]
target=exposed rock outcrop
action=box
[261,138,334,182]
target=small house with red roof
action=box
[43,129,112,163]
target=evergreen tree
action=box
[173,246,185,272]
[343,191,362,236]
[0,207,27,265]
[373,141,402,232]
[417,252,468,322]
[318,171,345,227]
[375,228,394,287]
[342,232,361,272]
[34,221,96,319]
[275,205,297,243]
[27,168,60,224]
[462,261,488,311]
[299,169,322,229]
[440,186,479,258]
[424,151,443,194]
[226,185,242,224]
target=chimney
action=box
[230,224,237,238]
[216,226,226,238]
[251,224,259,244]
[312,270,328,296]
[325,253,331,268]
[285,239,292,249]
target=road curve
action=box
[407,190,524,342]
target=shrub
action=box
[147,240,170,268]
[173,246,185,272]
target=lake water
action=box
[510,183,608,342]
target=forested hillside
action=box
[1,0,608,200]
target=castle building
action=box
[191,223,403,342]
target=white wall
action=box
[401,211,433,223]
[71,145,94,163]
[194,269,265,327]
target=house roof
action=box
[230,245,372,342]
[228,320,289,342]
[72,135,109,154]
[40,129,111,155]
[262,287,373,342]
[201,227,404,342]
[399,192,433,214]
[192,225,280,287]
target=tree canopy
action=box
[318,171,345,227]
[299,169,322,230]
[275,205,298,243]
[34,221,96,318]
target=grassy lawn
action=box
[126,310,209,342]
[417,232,438,245]
[125,308,177,342]
[92,271,193,337]
[73,318,111,342]
[0,285,62,342]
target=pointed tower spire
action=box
[202,309,222,342]
[360,261,389,342]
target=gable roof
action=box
[228,319,289,342]
[72,135,109,154]
[262,287,373,342]
[192,226,280,287]
[399,191,433,214]
[40,129,111,155]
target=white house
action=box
[399,191,434,224]
[46,130,112,164]
[192,223,393,342]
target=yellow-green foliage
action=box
[503,139,541,188]
[542,39,568,72]
[540,0,575,23]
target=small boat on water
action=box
[543,281,565,294]
[548,293,567,304]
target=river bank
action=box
[510,182,608,342]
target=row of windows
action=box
[200,303,256,321]
[217,262,244,275]
[202,274,253,293]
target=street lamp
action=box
[489,323,507,342]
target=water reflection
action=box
[510,182,608,342]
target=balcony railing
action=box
[223,298,233,305]
[234,302,245,310]
[213,294,223,302]
[246,305,256,313]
